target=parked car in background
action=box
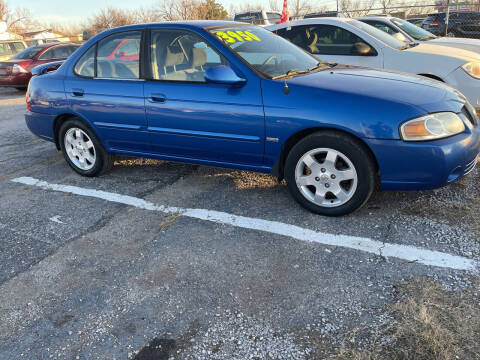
[406,17,425,25]
[358,16,480,53]
[268,18,480,113]
[304,11,346,18]
[234,10,282,26]
[25,22,480,216]
[0,40,27,61]
[0,42,80,89]
[422,11,480,38]
[25,38,61,47]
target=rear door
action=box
[278,24,383,68]
[64,30,148,152]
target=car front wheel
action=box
[285,132,376,216]
[59,118,112,176]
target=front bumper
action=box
[0,73,31,87]
[365,126,480,190]
[445,68,480,110]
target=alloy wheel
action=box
[295,148,358,208]
[64,127,96,171]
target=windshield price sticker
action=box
[215,30,261,44]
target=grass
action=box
[330,277,480,360]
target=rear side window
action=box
[0,43,13,56]
[39,46,72,60]
[97,31,141,79]
[38,47,57,60]
[74,45,95,77]
[73,31,141,79]
[12,42,25,52]
[52,46,73,58]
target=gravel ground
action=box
[0,89,479,359]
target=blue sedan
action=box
[25,21,480,216]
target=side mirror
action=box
[204,65,246,86]
[352,42,373,56]
[393,32,408,42]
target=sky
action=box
[9,0,272,26]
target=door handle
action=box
[72,88,84,97]
[148,93,167,103]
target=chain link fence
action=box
[305,3,480,39]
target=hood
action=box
[428,37,480,54]
[269,66,466,140]
[430,37,480,46]
[287,65,461,107]
[405,42,480,62]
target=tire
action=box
[59,118,113,177]
[284,131,376,216]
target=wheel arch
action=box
[53,113,98,150]
[417,73,444,82]
[272,127,379,180]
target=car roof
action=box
[356,15,394,20]
[107,20,242,33]
[266,17,353,29]
[0,39,26,43]
[35,42,79,49]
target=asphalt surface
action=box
[0,87,479,359]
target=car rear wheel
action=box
[59,118,113,176]
[285,131,376,216]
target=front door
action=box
[144,29,265,166]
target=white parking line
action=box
[11,176,476,272]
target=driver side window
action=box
[150,29,227,82]
[283,25,374,56]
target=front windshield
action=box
[391,18,436,40]
[11,46,43,60]
[207,25,321,78]
[347,19,407,49]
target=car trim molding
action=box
[147,126,261,142]
[94,121,142,130]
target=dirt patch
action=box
[330,277,480,360]
[403,197,480,241]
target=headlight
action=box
[400,112,465,141]
[462,61,480,79]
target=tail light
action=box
[12,64,28,74]
[429,21,441,26]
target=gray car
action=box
[357,15,480,53]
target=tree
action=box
[0,0,8,21]
[198,0,228,20]
[87,7,137,33]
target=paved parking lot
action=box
[1,87,479,359]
